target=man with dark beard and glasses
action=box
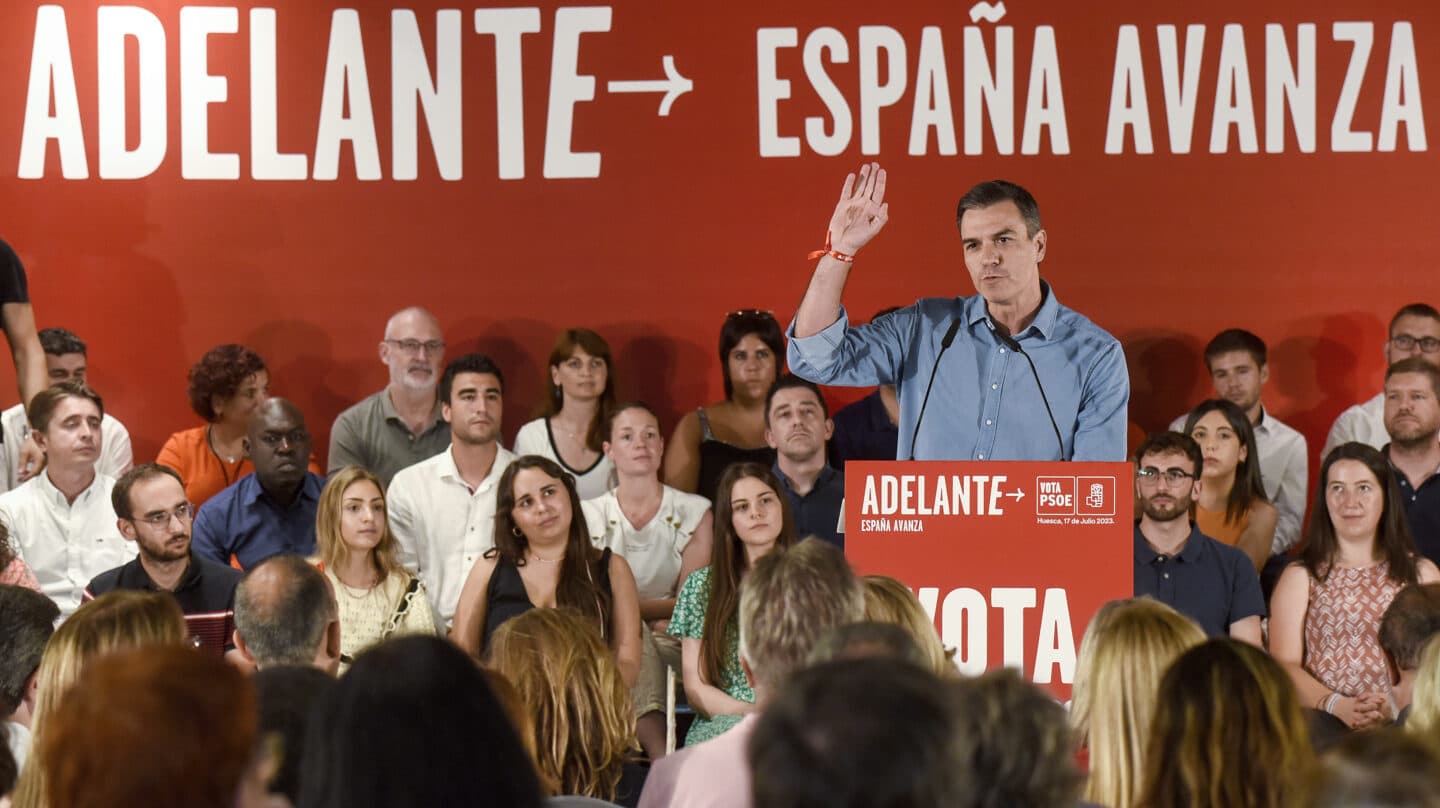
[1132,431,1264,644]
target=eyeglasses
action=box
[134,503,193,527]
[1135,467,1196,487]
[257,430,309,449]
[385,339,446,355]
[1390,334,1440,354]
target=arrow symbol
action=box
[607,55,693,116]
[1005,489,1026,501]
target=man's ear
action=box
[117,518,137,541]
[233,630,257,667]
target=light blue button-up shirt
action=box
[787,283,1129,461]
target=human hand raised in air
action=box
[825,162,890,256]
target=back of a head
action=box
[300,635,543,808]
[808,621,928,669]
[40,645,256,808]
[951,668,1082,808]
[1409,635,1440,744]
[234,554,336,668]
[739,539,865,692]
[1380,583,1440,673]
[861,575,954,676]
[1306,728,1440,808]
[750,658,970,808]
[0,585,59,715]
[1138,639,1312,808]
[254,665,335,804]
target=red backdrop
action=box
[0,0,1437,474]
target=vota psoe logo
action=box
[1035,476,1076,516]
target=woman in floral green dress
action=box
[669,462,796,745]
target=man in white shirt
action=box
[0,382,133,617]
[1324,303,1440,458]
[1169,329,1307,555]
[0,328,132,492]
[388,354,514,629]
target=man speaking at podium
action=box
[787,163,1129,462]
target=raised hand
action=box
[826,163,890,256]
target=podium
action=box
[844,460,1133,701]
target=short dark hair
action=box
[438,353,505,406]
[112,463,185,521]
[951,668,1084,807]
[1204,329,1267,370]
[38,327,85,357]
[255,665,335,804]
[1390,303,1440,334]
[28,379,103,432]
[0,585,59,715]
[1305,729,1440,807]
[764,374,828,426]
[187,344,266,422]
[234,555,337,668]
[1379,584,1440,672]
[1386,356,1440,396]
[956,180,1042,238]
[807,621,928,670]
[1134,431,1203,479]
[719,310,784,400]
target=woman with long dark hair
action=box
[1270,442,1440,729]
[451,455,641,687]
[513,328,617,500]
[1183,398,1276,571]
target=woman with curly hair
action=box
[488,608,645,806]
[157,344,271,506]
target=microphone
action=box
[997,333,1066,460]
[908,317,962,461]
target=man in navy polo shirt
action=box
[85,463,242,657]
[765,375,845,548]
[193,399,324,570]
[1133,431,1264,644]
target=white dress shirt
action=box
[387,445,515,628]
[0,403,133,494]
[0,471,133,617]
[1170,407,1309,554]
[1322,392,1388,459]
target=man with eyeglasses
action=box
[1132,431,1264,644]
[0,382,133,618]
[84,463,242,658]
[1324,303,1440,458]
[328,307,451,487]
[193,399,324,570]
[1382,358,1440,565]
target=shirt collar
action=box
[36,468,101,509]
[123,552,204,593]
[439,445,513,492]
[380,388,444,433]
[1133,521,1206,563]
[245,472,323,508]
[964,280,1060,341]
[771,463,840,495]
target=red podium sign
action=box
[844,461,1133,701]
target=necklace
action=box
[337,579,379,599]
[530,550,565,564]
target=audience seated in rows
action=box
[0,382,132,617]
[84,463,241,657]
[1378,582,1440,723]
[315,466,436,673]
[1382,357,1440,565]
[232,554,342,675]
[388,353,514,628]
[859,574,956,677]
[664,311,780,502]
[193,399,324,570]
[643,538,864,808]
[764,376,844,549]
[158,344,272,507]
[1324,303,1440,458]
[1131,431,1264,643]
[827,307,901,468]
[0,586,58,774]
[489,608,646,807]
[327,307,451,487]
[581,402,713,759]
[1070,597,1205,808]
[0,327,132,493]
[1168,329,1306,556]
[1271,442,1440,729]
[254,665,333,806]
[515,329,617,500]
[1181,399,1277,572]
[668,463,796,746]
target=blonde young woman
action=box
[316,466,437,672]
[488,608,645,807]
[860,575,955,677]
[11,591,188,808]
[1070,598,1206,808]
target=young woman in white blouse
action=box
[513,328,616,500]
[582,402,714,758]
[316,466,437,672]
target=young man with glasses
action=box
[329,306,451,486]
[84,463,242,658]
[1132,431,1264,644]
[1324,303,1440,458]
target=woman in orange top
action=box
[157,344,272,507]
[1183,399,1277,572]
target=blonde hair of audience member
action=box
[487,608,638,802]
[316,465,404,581]
[1070,598,1206,808]
[1137,639,1312,808]
[861,575,954,676]
[12,591,187,808]
[1408,634,1440,746]
[480,667,559,796]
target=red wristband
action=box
[808,231,855,263]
